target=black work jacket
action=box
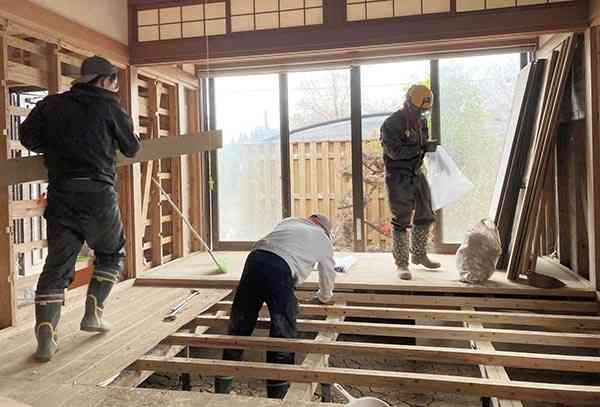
[380,107,428,175]
[19,84,140,185]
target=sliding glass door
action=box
[360,60,431,252]
[439,53,521,243]
[288,69,353,251]
[212,74,282,246]
[207,53,522,251]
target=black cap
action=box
[72,55,118,85]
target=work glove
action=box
[424,140,439,153]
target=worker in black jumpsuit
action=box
[20,56,140,362]
[380,85,440,280]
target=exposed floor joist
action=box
[193,315,600,348]
[211,301,600,330]
[163,333,600,373]
[133,356,600,404]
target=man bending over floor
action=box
[215,214,336,399]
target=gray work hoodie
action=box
[253,217,336,302]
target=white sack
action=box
[424,146,474,211]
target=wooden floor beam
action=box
[133,357,600,404]
[163,333,600,373]
[464,306,524,407]
[285,302,345,402]
[193,316,600,348]
[211,301,600,330]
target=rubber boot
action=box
[80,275,116,333]
[393,228,411,280]
[34,292,63,362]
[215,376,233,394]
[266,381,289,399]
[411,224,441,269]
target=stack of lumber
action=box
[492,34,576,279]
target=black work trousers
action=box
[223,249,297,391]
[36,179,125,297]
[385,170,435,232]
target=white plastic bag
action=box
[456,219,502,284]
[424,146,474,211]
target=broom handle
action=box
[151,177,221,268]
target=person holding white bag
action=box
[380,85,440,280]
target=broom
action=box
[151,177,228,274]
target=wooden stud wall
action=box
[137,72,201,271]
[0,14,204,327]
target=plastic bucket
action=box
[333,383,390,407]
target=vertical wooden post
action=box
[149,80,162,267]
[118,67,143,280]
[279,73,292,219]
[585,27,600,290]
[0,32,16,328]
[188,88,203,252]
[47,44,61,95]
[554,128,571,268]
[350,65,365,252]
[170,84,184,259]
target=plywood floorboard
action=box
[137,252,594,296]
[0,377,340,407]
[0,284,231,396]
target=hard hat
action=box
[406,85,433,110]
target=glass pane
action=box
[360,61,430,251]
[440,53,521,243]
[288,69,351,250]
[215,74,282,241]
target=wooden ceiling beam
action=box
[130,2,588,65]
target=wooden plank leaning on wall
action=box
[585,25,600,292]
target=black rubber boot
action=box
[34,292,63,362]
[266,381,289,399]
[80,274,117,333]
[215,376,233,394]
[393,229,411,280]
[411,224,441,269]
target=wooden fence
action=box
[236,139,392,251]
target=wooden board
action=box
[0,285,230,386]
[134,356,600,404]
[193,315,600,348]
[494,60,546,269]
[285,302,345,402]
[0,131,223,186]
[210,301,600,330]
[508,35,576,279]
[134,251,595,298]
[490,62,533,223]
[0,377,337,407]
[0,34,15,329]
[464,306,523,407]
[164,333,600,373]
